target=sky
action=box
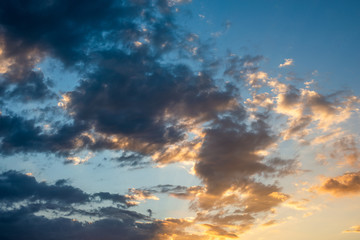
[0,0,360,239]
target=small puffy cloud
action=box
[279,58,294,68]
[317,171,360,196]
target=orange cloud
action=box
[318,171,360,196]
[261,219,278,227]
[202,224,238,239]
[343,225,360,233]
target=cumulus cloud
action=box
[317,171,360,196]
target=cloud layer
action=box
[1,0,360,239]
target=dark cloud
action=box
[0,0,238,158]
[65,50,235,152]
[0,171,163,239]
[0,170,88,204]
[0,0,179,101]
[242,182,289,214]
[0,114,90,155]
[0,211,158,240]
[139,184,204,199]
[0,0,304,237]
[0,114,48,155]
[194,113,277,195]
[1,70,54,102]
[224,54,264,81]
[111,152,152,169]
[0,171,132,207]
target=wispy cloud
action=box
[279,58,294,68]
[343,225,360,233]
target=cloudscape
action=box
[1,1,360,239]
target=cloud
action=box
[64,50,236,154]
[317,171,360,196]
[1,70,55,102]
[279,58,294,68]
[343,225,360,233]
[0,170,184,239]
[0,114,91,155]
[0,211,158,240]
[194,112,295,195]
[224,54,264,81]
[111,151,152,169]
[261,219,278,227]
[1,0,359,238]
[330,135,360,168]
[0,170,89,204]
[0,171,138,207]
[191,182,289,228]
[138,184,205,200]
[0,0,181,102]
[258,77,360,143]
[202,224,238,238]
